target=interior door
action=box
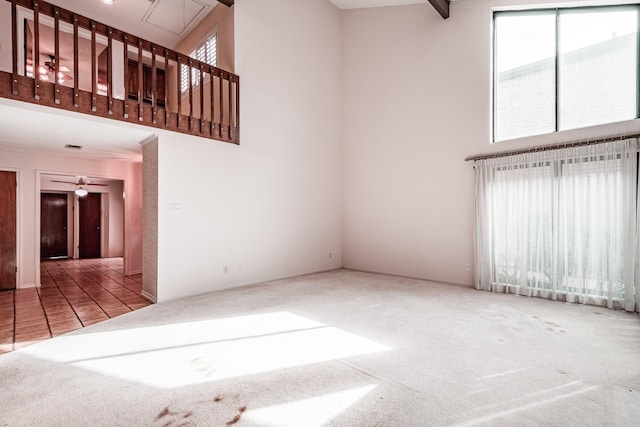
[79,193,101,259]
[41,193,69,259]
[0,171,17,290]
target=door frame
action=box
[35,170,128,286]
[0,167,21,289]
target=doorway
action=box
[0,171,17,290]
[40,193,68,259]
[79,192,101,259]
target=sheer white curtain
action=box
[474,139,639,312]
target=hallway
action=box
[0,258,151,354]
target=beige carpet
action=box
[1,269,639,426]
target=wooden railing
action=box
[0,0,239,144]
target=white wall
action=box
[0,149,142,287]
[153,0,342,302]
[341,0,640,287]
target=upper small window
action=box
[493,6,639,142]
[181,32,217,93]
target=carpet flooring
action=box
[1,270,639,426]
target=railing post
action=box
[214,66,216,138]
[227,74,232,140]
[123,34,128,118]
[176,53,182,129]
[107,27,113,115]
[73,14,79,107]
[137,40,143,121]
[91,21,97,112]
[199,64,204,134]
[151,45,157,124]
[235,75,240,144]
[11,0,18,95]
[219,71,224,138]
[33,0,40,100]
[53,6,60,104]
[188,58,193,131]
[164,48,169,127]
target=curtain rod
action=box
[464,133,640,162]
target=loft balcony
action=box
[0,0,239,144]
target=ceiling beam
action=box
[427,0,450,19]
[218,0,234,7]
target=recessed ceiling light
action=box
[103,0,114,5]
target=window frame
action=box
[492,4,640,143]
[181,29,218,94]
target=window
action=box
[181,32,217,93]
[474,139,640,312]
[493,6,639,142]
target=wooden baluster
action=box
[235,75,240,144]
[137,40,143,121]
[73,15,79,107]
[199,64,204,133]
[164,49,169,126]
[188,58,193,131]
[176,54,182,128]
[219,71,224,138]
[227,74,232,140]
[151,45,157,124]
[33,0,40,100]
[107,27,113,114]
[91,21,96,111]
[53,7,60,104]
[214,66,216,138]
[123,35,128,118]
[11,0,18,95]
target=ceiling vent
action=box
[65,144,83,150]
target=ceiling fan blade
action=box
[59,71,74,81]
[86,183,109,186]
[50,180,77,184]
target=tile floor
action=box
[0,258,151,354]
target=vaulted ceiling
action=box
[41,1,449,52]
[329,0,449,19]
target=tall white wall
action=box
[341,0,640,287]
[0,149,142,287]
[154,0,342,302]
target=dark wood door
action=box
[0,171,17,290]
[128,59,165,107]
[79,193,101,259]
[41,193,68,259]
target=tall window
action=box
[181,32,217,93]
[494,6,639,142]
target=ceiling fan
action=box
[51,176,108,197]
[51,176,108,187]
[40,55,74,84]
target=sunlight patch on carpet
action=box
[22,312,390,389]
[242,385,378,427]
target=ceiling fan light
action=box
[75,188,88,197]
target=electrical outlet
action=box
[329,252,332,259]
[465,264,471,271]
[223,265,228,273]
